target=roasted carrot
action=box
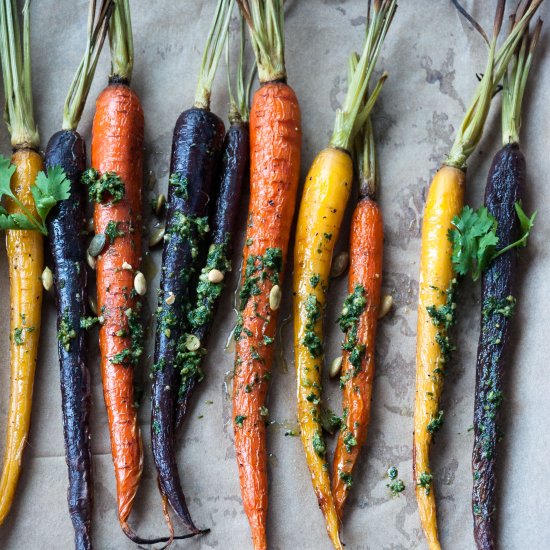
[332,109,384,517]
[151,0,233,537]
[0,0,71,524]
[413,2,542,548]
[292,3,395,547]
[44,4,112,548]
[175,15,253,429]
[233,2,301,548]
[88,0,165,543]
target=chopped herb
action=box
[13,327,24,345]
[418,471,433,495]
[169,173,188,198]
[235,415,247,428]
[105,220,125,243]
[80,316,99,330]
[82,168,125,204]
[388,466,398,480]
[58,313,77,351]
[312,430,326,457]
[427,410,444,434]
[339,471,353,489]
[310,274,320,288]
[387,479,405,496]
[343,431,357,453]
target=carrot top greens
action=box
[108,0,133,82]
[446,0,542,169]
[226,15,255,123]
[502,16,542,145]
[195,0,235,110]
[330,0,396,152]
[63,0,113,130]
[0,0,38,148]
[237,0,285,83]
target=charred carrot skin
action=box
[233,81,301,550]
[0,148,44,524]
[175,119,250,429]
[472,144,524,550]
[45,130,92,550]
[151,106,224,532]
[92,80,144,530]
[332,196,383,518]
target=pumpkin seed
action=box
[208,268,224,283]
[165,292,175,305]
[378,294,393,319]
[154,194,166,216]
[134,271,147,296]
[148,225,165,247]
[41,267,53,291]
[121,261,132,270]
[329,356,343,378]
[330,251,349,278]
[184,334,200,351]
[86,252,96,270]
[88,233,106,257]
[269,285,282,311]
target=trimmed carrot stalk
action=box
[0,148,43,523]
[293,4,395,546]
[413,3,541,547]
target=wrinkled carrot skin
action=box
[0,149,43,523]
[332,196,383,519]
[414,165,464,550]
[293,147,351,550]
[92,82,144,529]
[233,81,301,550]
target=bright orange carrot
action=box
[234,2,301,548]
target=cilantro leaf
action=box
[31,165,71,223]
[0,213,37,230]
[450,202,536,281]
[0,154,17,199]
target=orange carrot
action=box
[234,2,301,548]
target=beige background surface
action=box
[0,1,548,549]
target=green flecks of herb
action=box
[260,406,269,417]
[449,203,536,281]
[151,358,165,374]
[483,295,516,319]
[310,274,320,288]
[169,173,188,198]
[0,160,70,235]
[312,430,326,457]
[188,238,231,330]
[13,327,24,345]
[82,168,125,204]
[418,471,433,495]
[176,344,206,395]
[235,415,246,428]
[427,410,444,434]
[388,479,405,496]
[111,349,131,364]
[246,238,253,246]
[58,313,77,351]
[319,406,342,435]
[80,316,99,330]
[302,294,323,358]
[323,232,332,241]
[339,471,353,489]
[105,220,125,243]
[263,335,274,346]
[152,420,161,435]
[343,432,357,453]
[388,466,398,480]
[306,392,320,404]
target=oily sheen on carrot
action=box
[0,149,43,524]
[91,82,144,529]
[332,196,383,518]
[233,81,301,550]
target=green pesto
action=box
[13,327,24,345]
[105,220,125,243]
[58,313,77,351]
[82,168,125,204]
[339,471,353,489]
[80,316,99,330]
[110,305,143,366]
[170,212,210,261]
[343,431,357,453]
[312,430,326,457]
[169,173,188,199]
[338,284,367,387]
[310,274,320,288]
[188,236,231,330]
[235,248,283,340]
[302,294,323,358]
[427,410,444,434]
[176,341,206,396]
[388,466,398,480]
[482,295,516,318]
[235,414,246,428]
[387,479,405,496]
[418,471,433,495]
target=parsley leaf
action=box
[31,165,71,224]
[449,202,536,281]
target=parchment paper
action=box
[0,1,548,549]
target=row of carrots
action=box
[0,0,543,549]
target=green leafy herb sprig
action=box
[0,155,70,235]
[449,202,536,281]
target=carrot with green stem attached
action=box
[0,0,71,525]
[413,2,542,548]
[292,2,395,547]
[233,1,301,548]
